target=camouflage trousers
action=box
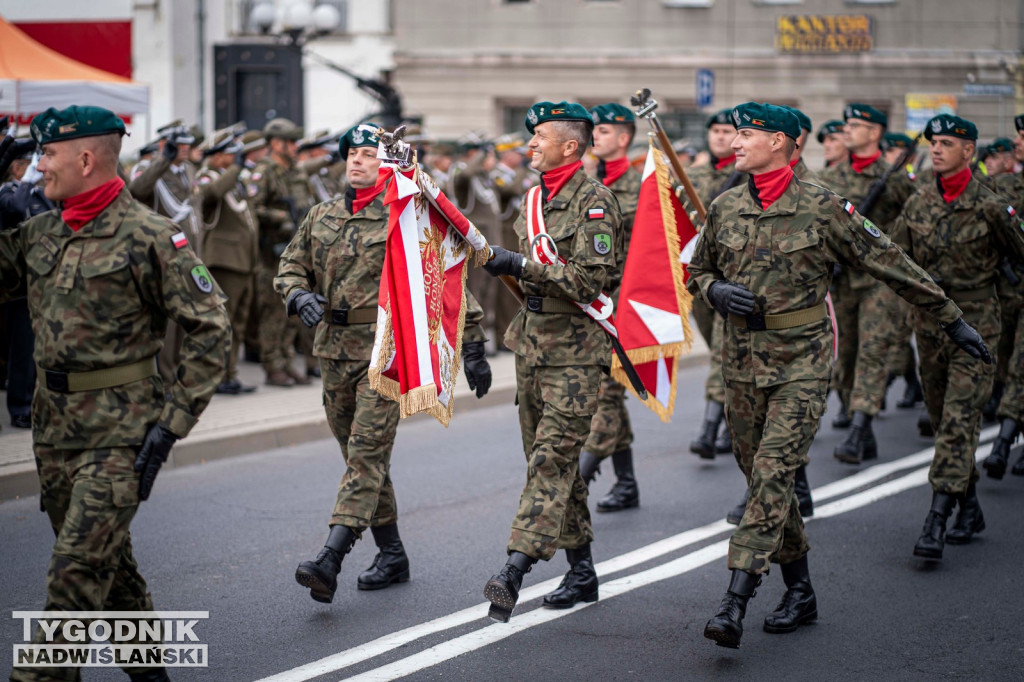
[257,263,296,374]
[724,379,825,574]
[209,267,253,382]
[322,357,401,530]
[581,376,634,461]
[508,357,600,560]
[915,300,999,495]
[996,291,1024,422]
[692,298,726,404]
[885,297,916,379]
[834,278,899,416]
[12,446,158,682]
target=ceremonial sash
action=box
[523,185,616,334]
[154,174,200,241]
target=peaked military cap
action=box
[298,128,336,152]
[731,102,801,140]
[924,114,978,142]
[816,119,844,144]
[494,133,526,153]
[1016,114,1024,133]
[881,132,915,151]
[263,117,303,141]
[189,124,205,147]
[339,123,382,158]
[843,103,887,128]
[201,128,243,157]
[782,106,812,134]
[590,103,635,125]
[988,137,1014,154]
[30,105,126,145]
[239,130,267,154]
[706,108,735,129]
[525,101,592,135]
[138,140,160,158]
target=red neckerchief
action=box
[788,159,800,169]
[748,165,794,211]
[62,178,125,232]
[541,160,582,202]
[850,151,881,174]
[597,157,630,187]
[937,167,972,204]
[714,153,737,171]
[350,168,390,214]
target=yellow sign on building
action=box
[776,15,874,54]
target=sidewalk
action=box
[0,332,709,502]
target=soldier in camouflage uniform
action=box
[984,114,1024,478]
[3,106,229,682]
[817,119,845,169]
[819,104,917,464]
[689,103,987,649]
[276,124,491,604]
[891,114,1024,559]
[576,103,642,513]
[481,101,622,623]
[251,118,315,387]
[239,131,269,364]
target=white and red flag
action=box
[611,140,697,421]
[368,165,489,426]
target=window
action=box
[501,103,533,135]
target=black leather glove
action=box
[134,425,178,501]
[462,341,492,398]
[287,290,327,327]
[943,318,992,364]
[707,280,756,317]
[162,137,179,161]
[483,246,525,278]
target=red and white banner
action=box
[611,141,697,422]
[368,165,489,426]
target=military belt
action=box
[945,284,996,304]
[729,302,828,331]
[42,356,158,393]
[524,296,586,315]
[329,307,377,325]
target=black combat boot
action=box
[484,551,536,623]
[703,569,761,649]
[896,372,924,409]
[295,525,358,603]
[357,523,410,590]
[763,555,817,634]
[1013,446,1024,477]
[918,410,934,438]
[983,418,1019,480]
[714,424,733,455]
[912,492,956,560]
[130,670,171,682]
[690,401,724,459]
[946,482,985,545]
[578,451,600,486]
[982,382,1003,423]
[596,449,639,512]
[726,489,750,525]
[542,544,599,609]
[833,411,878,464]
[831,400,852,429]
[794,464,814,518]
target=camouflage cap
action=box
[590,103,635,125]
[263,117,303,141]
[988,137,1014,154]
[843,103,887,128]
[525,101,592,134]
[881,132,915,151]
[924,113,978,142]
[30,105,126,145]
[816,119,844,143]
[200,128,243,157]
[731,102,801,140]
[338,123,382,158]
[782,106,812,134]
[1016,114,1024,133]
[706,108,735,129]
[239,130,267,154]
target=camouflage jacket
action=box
[688,176,960,389]
[791,158,820,185]
[128,155,204,257]
[250,156,314,263]
[819,153,916,290]
[683,158,747,218]
[891,174,1024,305]
[0,188,230,447]
[275,191,484,361]
[197,164,259,275]
[993,172,1024,301]
[505,167,622,367]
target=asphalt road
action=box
[3,362,1023,681]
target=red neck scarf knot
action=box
[850,150,881,174]
[749,165,794,211]
[598,157,630,187]
[714,153,737,171]
[62,178,124,232]
[541,160,582,202]
[937,167,972,204]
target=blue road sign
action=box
[696,69,715,109]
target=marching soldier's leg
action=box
[831,275,858,428]
[692,296,715,347]
[691,315,727,459]
[987,297,1023,478]
[259,264,295,387]
[582,378,639,512]
[211,268,253,394]
[890,300,923,409]
[708,315,732,454]
[244,271,261,363]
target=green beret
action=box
[706,108,734,129]
[843,103,887,128]
[782,106,812,134]
[730,102,801,140]
[1015,114,1024,133]
[30,105,126,145]
[339,123,382,158]
[525,101,592,135]
[924,114,978,142]
[590,103,635,126]
[263,117,303,141]
[988,137,1014,154]
[881,132,915,152]
[816,119,844,144]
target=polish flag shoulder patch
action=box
[1007,205,1016,217]
[843,201,855,215]
[171,232,189,249]
[588,208,605,220]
